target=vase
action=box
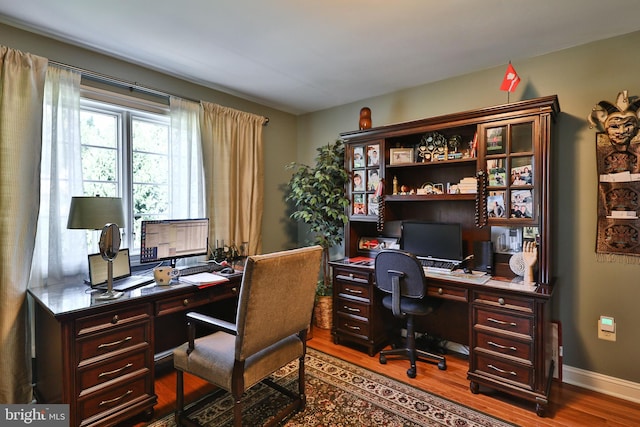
[314,296,333,329]
[359,107,372,130]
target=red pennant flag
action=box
[500,63,521,92]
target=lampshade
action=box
[67,196,125,230]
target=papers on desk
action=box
[180,272,229,288]
[423,269,491,285]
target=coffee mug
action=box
[153,266,179,285]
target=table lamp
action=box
[67,196,125,300]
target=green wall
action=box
[297,31,640,383]
[4,21,640,384]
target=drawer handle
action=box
[98,336,132,349]
[487,364,517,376]
[344,323,361,331]
[487,341,517,352]
[345,287,363,295]
[498,297,505,305]
[232,287,238,293]
[438,288,444,295]
[487,317,517,327]
[98,363,133,378]
[99,389,133,406]
[111,315,119,324]
[183,299,190,306]
[344,306,361,313]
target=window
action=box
[80,92,171,254]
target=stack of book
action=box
[456,177,477,194]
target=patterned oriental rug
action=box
[149,348,515,427]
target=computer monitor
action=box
[401,220,463,261]
[140,218,209,266]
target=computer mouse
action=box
[220,267,235,275]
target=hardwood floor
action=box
[123,326,640,427]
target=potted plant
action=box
[286,139,349,329]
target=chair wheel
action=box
[379,354,387,364]
[407,367,416,378]
[438,360,447,370]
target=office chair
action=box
[375,249,446,378]
[173,245,323,427]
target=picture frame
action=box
[367,169,380,191]
[353,193,366,215]
[487,191,506,218]
[390,148,414,165]
[367,144,380,166]
[510,189,533,218]
[510,156,533,185]
[352,171,365,191]
[487,158,506,186]
[486,126,505,154]
[353,146,365,168]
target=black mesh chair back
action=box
[374,249,447,378]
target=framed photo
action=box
[367,169,380,191]
[352,171,365,191]
[353,193,366,215]
[511,156,533,185]
[487,158,506,186]
[510,189,533,218]
[389,148,414,165]
[486,126,505,154]
[367,194,379,216]
[367,144,380,166]
[487,191,506,218]
[353,146,365,168]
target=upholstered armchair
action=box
[173,245,322,427]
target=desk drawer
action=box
[473,291,534,313]
[335,296,370,318]
[77,322,150,362]
[473,353,533,390]
[78,348,149,394]
[474,307,533,337]
[335,312,370,338]
[77,374,152,423]
[474,331,532,361]
[335,280,371,301]
[155,291,210,316]
[427,283,468,302]
[76,305,151,337]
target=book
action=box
[180,272,229,288]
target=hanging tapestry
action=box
[588,90,640,262]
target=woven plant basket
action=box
[314,296,333,330]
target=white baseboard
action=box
[563,365,640,404]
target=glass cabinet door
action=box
[479,118,538,224]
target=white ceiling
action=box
[2,0,640,115]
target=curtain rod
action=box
[49,60,269,126]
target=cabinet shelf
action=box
[385,193,475,202]
[386,157,476,169]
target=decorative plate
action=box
[509,252,526,276]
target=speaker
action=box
[473,241,493,274]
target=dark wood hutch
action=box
[330,96,559,416]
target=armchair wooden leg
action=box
[233,395,242,427]
[175,370,184,424]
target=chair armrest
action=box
[187,311,237,334]
[186,312,237,354]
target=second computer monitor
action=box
[401,220,463,261]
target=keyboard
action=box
[178,264,212,276]
[419,259,457,272]
[96,275,153,291]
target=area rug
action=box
[149,348,515,426]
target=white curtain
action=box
[0,46,47,403]
[31,66,85,287]
[169,97,206,264]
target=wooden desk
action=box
[330,259,554,417]
[28,274,241,427]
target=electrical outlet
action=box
[597,319,616,341]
